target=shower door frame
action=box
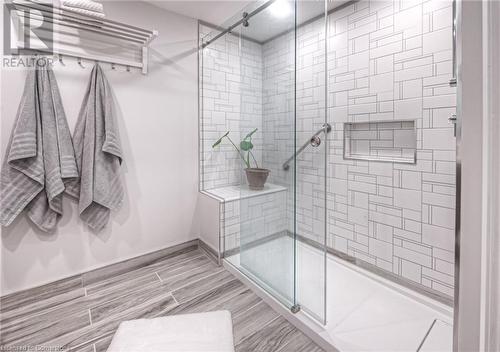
[451,0,497,350]
[452,0,462,349]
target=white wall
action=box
[482,3,500,349]
[0,1,200,295]
[455,0,483,349]
[196,192,220,253]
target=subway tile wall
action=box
[222,190,288,254]
[326,0,456,298]
[200,0,456,300]
[200,25,263,190]
[262,17,328,246]
[199,25,286,256]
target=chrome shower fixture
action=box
[242,12,249,27]
[310,135,321,147]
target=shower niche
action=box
[344,120,417,163]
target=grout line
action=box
[93,344,97,352]
[198,245,219,264]
[171,294,179,306]
[416,318,437,352]
[86,248,203,287]
[169,266,226,294]
[171,272,239,306]
[163,259,221,283]
[232,300,265,320]
[86,253,205,294]
[274,326,304,352]
[0,288,89,326]
[236,315,282,347]
[153,253,208,278]
[88,308,93,326]
[148,252,206,274]
[155,272,163,282]
[67,332,116,352]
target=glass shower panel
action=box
[202,0,328,323]
[237,0,297,309]
[236,0,328,322]
[294,0,328,323]
[199,24,243,192]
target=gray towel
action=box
[66,64,123,232]
[0,63,78,231]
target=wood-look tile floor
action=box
[0,245,324,352]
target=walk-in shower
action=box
[199,0,457,349]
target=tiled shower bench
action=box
[198,183,288,262]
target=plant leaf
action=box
[212,131,230,148]
[240,140,253,151]
[244,128,258,140]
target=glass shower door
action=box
[237,0,298,311]
[236,0,328,324]
[294,0,328,324]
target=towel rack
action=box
[8,0,158,74]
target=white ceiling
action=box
[147,1,253,26]
[241,1,344,42]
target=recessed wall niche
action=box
[343,120,417,164]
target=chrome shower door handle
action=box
[282,123,332,170]
[449,114,457,137]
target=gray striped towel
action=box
[0,63,78,231]
[66,64,123,232]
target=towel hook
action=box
[126,65,130,72]
[77,57,85,68]
[58,54,65,66]
[111,63,116,70]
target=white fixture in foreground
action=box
[106,311,235,352]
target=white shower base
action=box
[225,236,453,352]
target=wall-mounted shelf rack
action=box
[8,0,158,73]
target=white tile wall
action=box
[200,25,263,190]
[200,0,456,300]
[326,0,456,298]
[222,190,288,253]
